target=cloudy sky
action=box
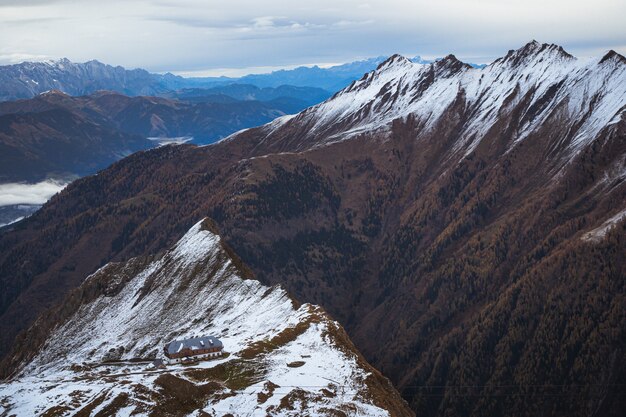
[1,0,624,76]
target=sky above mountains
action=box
[1,0,625,76]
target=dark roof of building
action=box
[165,336,223,355]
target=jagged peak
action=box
[519,39,542,53]
[434,54,472,73]
[498,40,575,67]
[84,59,105,66]
[376,54,412,71]
[334,53,413,95]
[599,50,626,65]
[51,57,72,66]
[439,54,461,63]
[291,38,625,157]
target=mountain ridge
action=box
[0,41,624,416]
[0,218,413,416]
[252,41,625,159]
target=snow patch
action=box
[147,136,193,146]
[581,208,626,242]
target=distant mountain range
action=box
[0,58,166,101]
[184,56,485,91]
[164,83,331,113]
[0,55,486,102]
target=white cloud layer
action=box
[0,0,624,74]
[0,180,68,206]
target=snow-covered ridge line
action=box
[0,219,411,416]
[248,41,624,162]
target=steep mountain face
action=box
[0,219,413,416]
[0,42,624,416]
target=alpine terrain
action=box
[0,219,412,416]
[0,41,625,416]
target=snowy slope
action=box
[259,41,625,161]
[0,219,412,416]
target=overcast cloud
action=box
[0,0,624,75]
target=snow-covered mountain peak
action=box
[376,54,413,71]
[495,40,576,70]
[44,57,71,66]
[599,49,626,66]
[0,219,412,416]
[433,54,472,76]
